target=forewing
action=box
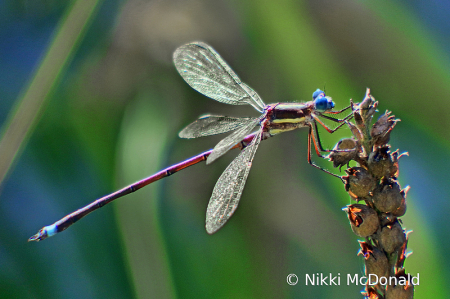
[205,131,262,234]
[179,115,256,139]
[206,118,259,164]
[173,42,265,112]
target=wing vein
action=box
[173,42,266,111]
[205,130,262,234]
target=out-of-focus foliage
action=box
[1,0,448,298]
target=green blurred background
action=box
[1,0,448,298]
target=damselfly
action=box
[29,42,353,241]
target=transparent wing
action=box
[206,130,262,234]
[206,118,260,164]
[173,42,266,112]
[179,115,257,139]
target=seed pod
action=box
[328,138,358,169]
[371,111,399,148]
[359,242,389,280]
[361,287,383,299]
[389,150,400,177]
[396,232,411,270]
[359,88,378,122]
[366,104,378,120]
[385,283,414,299]
[379,222,406,254]
[372,180,403,213]
[354,110,365,129]
[391,187,409,217]
[368,146,395,179]
[385,269,414,299]
[344,204,380,237]
[360,90,373,110]
[345,167,376,198]
[347,121,363,141]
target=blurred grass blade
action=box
[0,0,102,187]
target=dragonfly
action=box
[29,41,353,242]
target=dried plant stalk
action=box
[329,88,413,299]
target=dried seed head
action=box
[371,111,399,148]
[379,222,406,254]
[344,167,376,198]
[385,270,414,299]
[396,232,411,270]
[344,204,380,237]
[360,88,376,110]
[361,288,381,299]
[391,186,409,217]
[372,179,404,213]
[385,282,414,299]
[362,287,383,299]
[357,88,378,122]
[366,105,378,120]
[368,146,395,179]
[360,90,373,110]
[389,150,408,178]
[328,138,358,169]
[347,121,363,141]
[388,150,400,178]
[354,110,365,129]
[340,89,411,298]
[359,242,389,279]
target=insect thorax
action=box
[264,102,312,135]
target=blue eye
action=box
[314,96,335,111]
[312,89,326,100]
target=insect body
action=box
[29,42,352,241]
